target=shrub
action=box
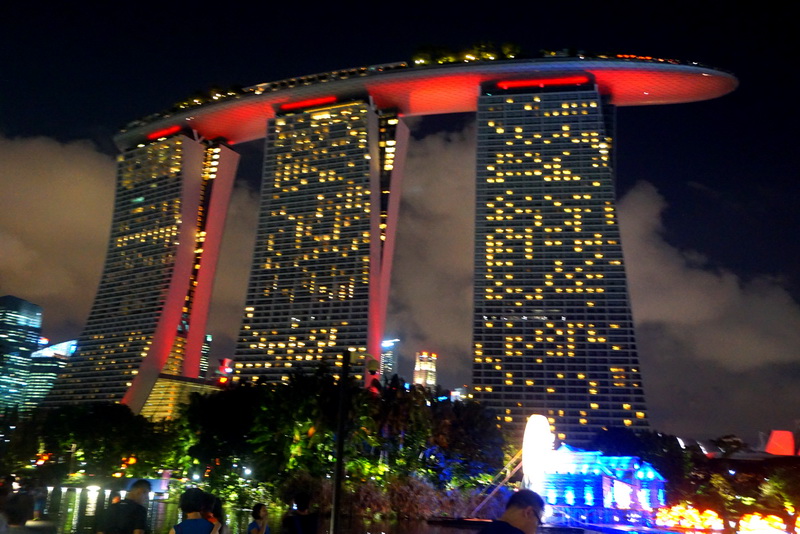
[343,480,391,520]
[386,476,441,519]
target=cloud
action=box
[619,181,800,370]
[387,125,477,387]
[0,135,115,339]
[635,322,800,442]
[618,181,800,440]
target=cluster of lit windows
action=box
[235,101,396,382]
[471,86,648,445]
[413,351,438,387]
[47,135,227,406]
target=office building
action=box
[22,339,75,413]
[380,339,400,378]
[46,134,238,417]
[0,295,43,413]
[65,55,735,437]
[413,351,437,388]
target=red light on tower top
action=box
[146,125,182,140]
[280,96,338,111]
[496,75,591,90]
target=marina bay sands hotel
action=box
[47,53,736,444]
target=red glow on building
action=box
[146,125,181,140]
[497,76,591,89]
[280,96,337,111]
[764,430,797,456]
[117,60,737,149]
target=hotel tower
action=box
[234,100,405,384]
[46,133,238,418]
[48,54,735,442]
[472,80,645,444]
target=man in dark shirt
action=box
[280,492,318,534]
[479,489,544,534]
[97,479,151,534]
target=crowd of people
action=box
[1,473,544,534]
[0,476,51,533]
[96,481,318,534]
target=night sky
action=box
[2,3,797,444]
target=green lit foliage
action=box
[8,367,509,519]
[183,383,268,476]
[411,41,524,66]
[370,376,433,473]
[428,397,504,488]
[761,466,800,512]
[250,367,354,480]
[7,404,170,480]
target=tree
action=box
[5,404,169,481]
[590,427,709,504]
[428,398,504,487]
[183,383,269,478]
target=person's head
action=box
[251,503,267,521]
[209,495,225,523]
[499,489,544,534]
[127,479,152,506]
[293,492,311,513]
[5,493,34,526]
[179,488,206,515]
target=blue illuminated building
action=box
[535,444,666,527]
[0,295,43,413]
[23,339,76,413]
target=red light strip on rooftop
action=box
[146,125,182,140]
[497,75,591,90]
[280,96,337,111]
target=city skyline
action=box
[1,4,798,443]
[67,56,730,443]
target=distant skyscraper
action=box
[76,55,734,436]
[380,339,400,378]
[23,339,75,413]
[200,334,212,378]
[471,81,647,444]
[413,351,437,388]
[0,295,42,413]
[46,134,238,416]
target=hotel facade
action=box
[49,55,735,441]
[46,135,238,418]
[472,82,645,443]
